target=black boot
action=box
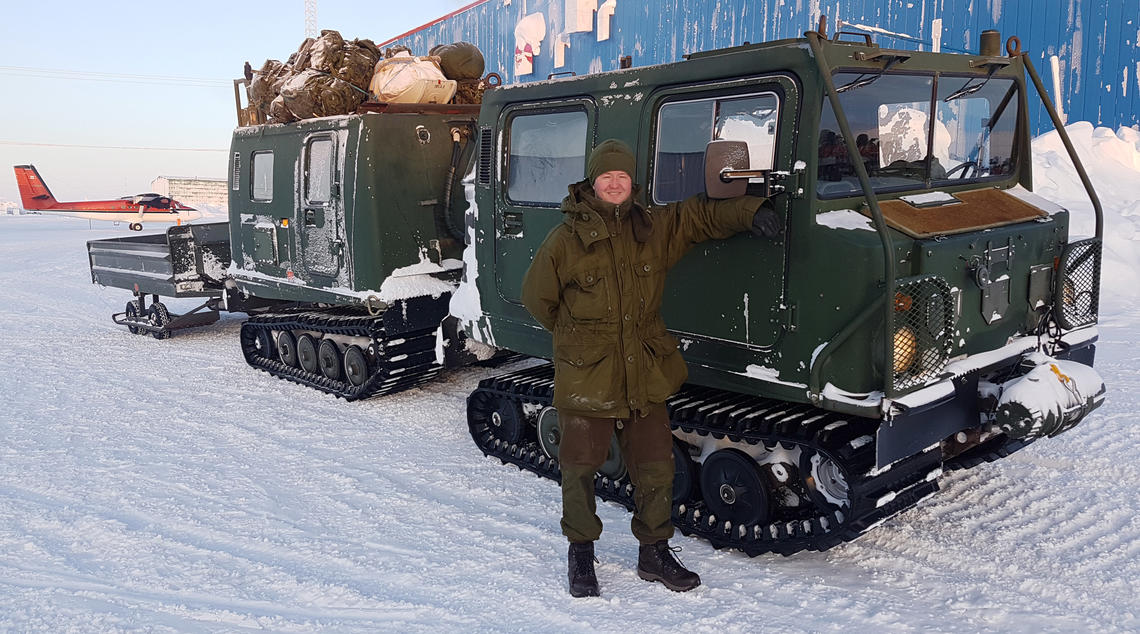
[637,540,701,592]
[568,541,600,597]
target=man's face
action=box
[593,170,632,206]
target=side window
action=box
[251,151,274,202]
[306,137,334,204]
[653,93,780,203]
[507,110,588,205]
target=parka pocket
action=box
[632,259,665,315]
[554,343,619,412]
[643,332,680,359]
[564,269,611,321]
[642,333,685,403]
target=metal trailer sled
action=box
[87,222,258,338]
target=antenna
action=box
[304,0,318,38]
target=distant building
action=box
[150,176,228,209]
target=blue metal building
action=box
[385,0,1139,135]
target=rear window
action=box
[251,151,273,202]
[306,137,334,204]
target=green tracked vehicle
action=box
[226,103,484,399]
[460,29,1107,555]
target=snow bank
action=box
[1032,122,1140,302]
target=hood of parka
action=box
[561,179,654,244]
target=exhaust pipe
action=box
[980,30,1001,56]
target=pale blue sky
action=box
[0,0,474,203]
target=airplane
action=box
[13,164,202,231]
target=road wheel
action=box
[672,441,700,504]
[318,338,342,380]
[253,329,275,359]
[537,407,561,461]
[700,448,771,526]
[296,334,318,374]
[598,432,626,480]
[489,400,525,445]
[799,448,851,512]
[277,331,298,367]
[343,345,369,387]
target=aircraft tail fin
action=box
[13,165,58,210]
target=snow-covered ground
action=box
[1,124,1138,632]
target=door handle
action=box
[502,211,523,235]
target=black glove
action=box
[750,206,782,238]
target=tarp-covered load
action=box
[248,60,291,118]
[244,31,496,124]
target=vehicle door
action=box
[647,75,799,351]
[297,132,344,279]
[494,100,596,308]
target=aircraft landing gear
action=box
[129,222,143,231]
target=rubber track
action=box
[240,309,441,401]
[467,363,943,556]
[943,434,1033,471]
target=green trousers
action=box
[559,403,675,545]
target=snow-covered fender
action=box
[991,353,1106,439]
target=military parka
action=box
[521,179,765,419]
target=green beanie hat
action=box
[587,139,636,182]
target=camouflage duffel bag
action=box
[280,68,367,119]
[249,59,291,111]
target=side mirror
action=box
[704,140,750,199]
[704,140,788,199]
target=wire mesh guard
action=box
[1056,238,1101,331]
[891,275,954,394]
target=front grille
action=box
[1056,238,1101,330]
[891,275,954,394]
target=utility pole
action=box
[304,0,318,38]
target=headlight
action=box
[893,326,918,374]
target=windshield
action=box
[817,72,1018,199]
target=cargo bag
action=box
[369,53,457,104]
[280,68,368,119]
[429,41,485,80]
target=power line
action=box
[0,140,227,152]
[0,65,231,87]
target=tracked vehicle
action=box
[225,104,487,399]
[461,28,1106,555]
[89,101,489,399]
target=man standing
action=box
[521,139,780,597]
